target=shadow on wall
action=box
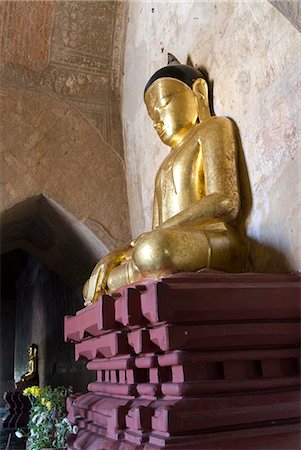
[235,127,291,273]
[191,60,291,273]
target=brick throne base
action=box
[64,271,300,449]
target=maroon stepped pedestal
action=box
[64,272,300,449]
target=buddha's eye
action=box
[159,97,172,109]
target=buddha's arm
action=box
[22,371,34,380]
[28,360,34,374]
[152,193,160,229]
[85,201,161,303]
[161,118,240,229]
[21,370,34,380]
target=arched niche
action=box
[1,195,108,395]
[1,195,109,292]
[1,248,96,396]
[0,82,131,258]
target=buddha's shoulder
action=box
[195,116,234,137]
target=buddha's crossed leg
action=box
[107,225,242,292]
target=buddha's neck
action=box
[171,124,199,151]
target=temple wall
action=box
[0,1,131,282]
[122,0,301,272]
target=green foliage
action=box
[17,385,74,450]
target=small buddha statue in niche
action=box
[16,344,39,389]
[83,55,242,306]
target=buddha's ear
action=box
[193,78,208,99]
[193,78,211,121]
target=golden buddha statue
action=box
[83,55,242,306]
[16,344,39,389]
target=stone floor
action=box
[0,409,26,450]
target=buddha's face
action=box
[144,78,198,147]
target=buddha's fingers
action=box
[84,259,106,305]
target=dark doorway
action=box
[1,249,94,406]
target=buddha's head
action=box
[28,344,38,358]
[144,55,210,147]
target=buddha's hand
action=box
[83,244,134,306]
[82,255,114,306]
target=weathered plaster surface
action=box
[0,1,55,70]
[0,1,131,287]
[122,0,301,272]
[0,83,129,253]
[0,1,128,154]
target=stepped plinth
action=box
[1,390,30,429]
[64,272,300,449]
